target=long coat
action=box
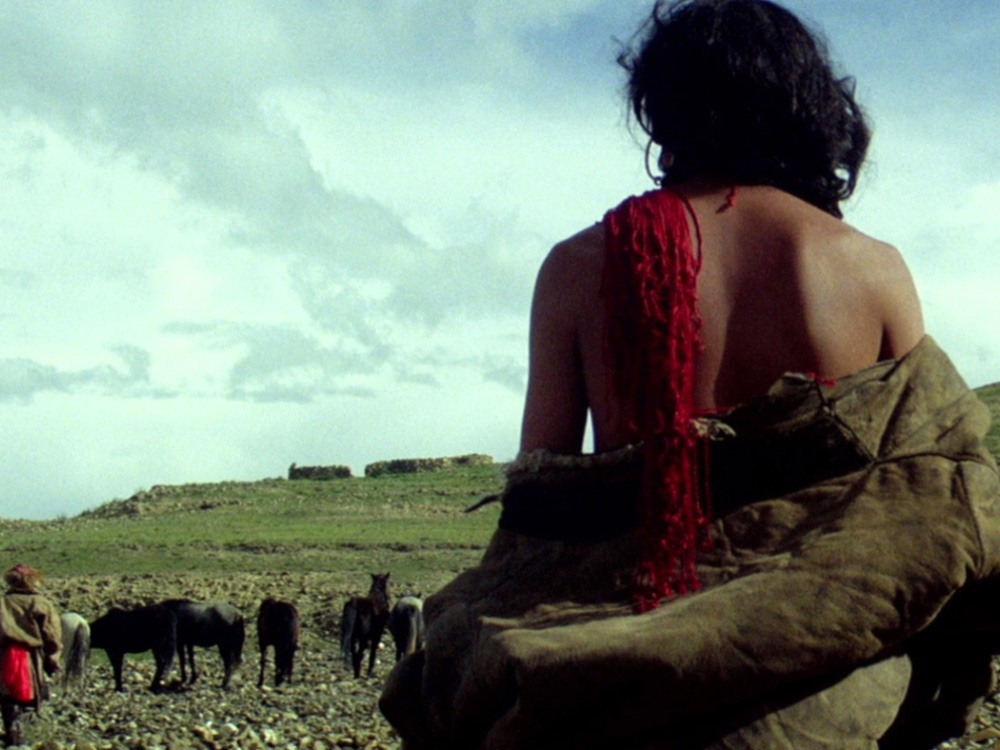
[0,588,62,708]
[380,336,1000,750]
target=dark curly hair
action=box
[619,0,870,217]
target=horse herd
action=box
[58,573,424,692]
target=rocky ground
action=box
[945,700,1000,750]
[14,571,1000,749]
[33,664,394,750]
[21,571,401,750]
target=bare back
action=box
[520,184,924,454]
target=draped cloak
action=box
[0,590,62,710]
[380,189,1000,748]
[379,336,1000,749]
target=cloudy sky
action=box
[1,1,998,519]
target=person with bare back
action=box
[380,2,1000,748]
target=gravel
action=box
[23,572,400,750]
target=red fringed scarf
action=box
[602,189,709,612]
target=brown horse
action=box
[256,598,300,687]
[340,573,391,678]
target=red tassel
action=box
[602,189,709,612]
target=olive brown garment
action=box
[0,588,62,710]
[379,336,1000,750]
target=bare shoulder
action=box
[535,223,605,301]
[543,223,605,273]
[521,224,604,453]
[743,187,924,362]
[828,220,905,268]
[825,224,925,358]
[824,223,916,295]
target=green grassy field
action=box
[0,464,505,584]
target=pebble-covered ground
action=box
[20,571,401,750]
[937,688,1000,750]
[28,665,1000,750]
[31,655,395,749]
[13,571,1000,749]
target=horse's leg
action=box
[366,629,379,676]
[282,644,294,685]
[351,637,364,679]
[340,602,357,667]
[176,642,187,683]
[85,627,92,685]
[109,651,126,692]
[258,644,267,688]
[367,641,376,676]
[220,644,232,690]
[187,644,199,684]
[151,648,170,693]
[368,617,388,676]
[278,644,293,685]
[395,625,406,662]
[272,645,282,686]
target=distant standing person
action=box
[0,565,62,747]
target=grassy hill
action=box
[0,464,505,589]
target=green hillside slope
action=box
[0,465,504,586]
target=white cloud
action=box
[0,0,997,518]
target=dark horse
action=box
[256,598,300,687]
[161,599,245,689]
[340,572,391,678]
[388,595,425,662]
[89,604,177,692]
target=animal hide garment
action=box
[379,336,1000,750]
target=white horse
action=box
[388,595,425,663]
[60,612,91,689]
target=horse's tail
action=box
[63,619,91,686]
[340,599,357,664]
[404,614,419,657]
[408,605,425,655]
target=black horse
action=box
[388,595,425,662]
[340,572,391,678]
[89,604,177,692]
[160,599,245,689]
[256,598,300,687]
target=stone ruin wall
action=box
[287,454,493,480]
